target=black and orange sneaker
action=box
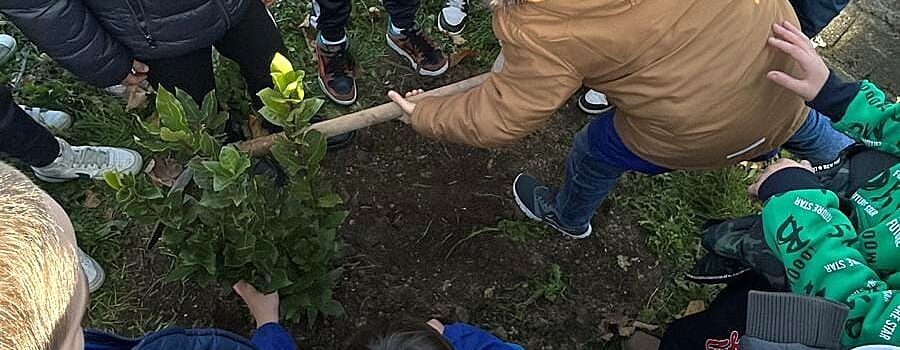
[386,25,449,77]
[316,39,357,105]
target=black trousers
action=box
[144,0,287,112]
[312,0,420,42]
[0,85,59,167]
[659,275,776,350]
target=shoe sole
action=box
[386,34,449,77]
[578,99,614,115]
[512,174,592,239]
[437,15,466,36]
[318,76,357,106]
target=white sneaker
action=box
[76,246,106,293]
[438,0,468,35]
[578,89,614,115]
[19,105,73,131]
[32,138,143,183]
[0,34,16,67]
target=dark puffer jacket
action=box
[0,0,250,88]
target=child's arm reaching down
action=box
[233,281,298,350]
[439,321,525,350]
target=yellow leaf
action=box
[270,53,293,75]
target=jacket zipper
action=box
[122,0,157,48]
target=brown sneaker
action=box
[316,40,357,105]
[386,26,449,77]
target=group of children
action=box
[1,0,898,349]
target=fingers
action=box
[405,89,425,98]
[772,22,812,52]
[122,73,147,86]
[132,60,149,74]
[767,36,812,67]
[766,71,806,95]
[233,280,257,298]
[388,90,417,115]
[779,21,811,48]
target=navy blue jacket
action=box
[0,0,250,87]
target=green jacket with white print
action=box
[760,73,900,348]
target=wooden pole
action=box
[238,73,490,156]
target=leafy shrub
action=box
[106,54,345,322]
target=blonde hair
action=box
[0,162,78,350]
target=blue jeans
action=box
[553,109,855,228]
[789,0,851,36]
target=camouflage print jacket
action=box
[759,73,900,348]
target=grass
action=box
[613,166,761,324]
[1,0,762,338]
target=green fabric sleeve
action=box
[763,189,900,347]
[833,80,899,157]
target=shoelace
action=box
[323,46,352,78]
[445,0,465,10]
[71,147,110,170]
[404,28,440,64]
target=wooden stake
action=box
[238,73,490,156]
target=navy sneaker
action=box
[513,173,592,239]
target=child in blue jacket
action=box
[0,160,296,350]
[343,318,524,350]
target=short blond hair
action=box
[0,162,78,350]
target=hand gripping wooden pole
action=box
[238,73,490,157]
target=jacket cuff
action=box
[758,167,822,202]
[745,291,847,349]
[807,71,861,122]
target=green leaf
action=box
[188,159,215,190]
[194,132,221,158]
[267,268,293,291]
[303,130,327,169]
[199,191,234,209]
[200,91,227,132]
[270,139,303,175]
[297,98,324,125]
[322,210,349,229]
[156,86,189,132]
[176,88,203,129]
[104,172,123,190]
[218,146,251,175]
[317,193,343,208]
[159,127,192,143]
[138,115,161,135]
[163,264,197,283]
[136,185,164,200]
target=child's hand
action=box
[387,89,425,124]
[261,0,276,7]
[233,281,280,328]
[426,319,446,334]
[747,158,814,200]
[765,21,829,101]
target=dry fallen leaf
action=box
[125,85,150,111]
[83,190,102,209]
[681,300,707,318]
[147,157,184,188]
[299,14,310,28]
[617,255,633,272]
[450,35,467,46]
[618,325,636,338]
[450,49,479,67]
[248,114,271,139]
[633,321,659,332]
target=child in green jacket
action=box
[751,21,900,347]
